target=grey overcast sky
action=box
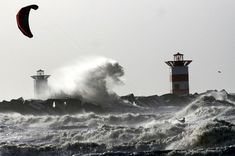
[0,0,235,100]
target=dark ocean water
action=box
[0,90,235,156]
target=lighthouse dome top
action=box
[174,52,183,56]
[37,69,44,72]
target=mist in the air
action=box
[47,57,125,105]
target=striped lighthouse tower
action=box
[165,53,192,95]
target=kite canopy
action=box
[16,5,38,38]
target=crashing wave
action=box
[0,90,235,155]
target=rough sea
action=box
[0,90,235,156]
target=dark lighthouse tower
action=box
[31,69,50,99]
[165,53,192,95]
